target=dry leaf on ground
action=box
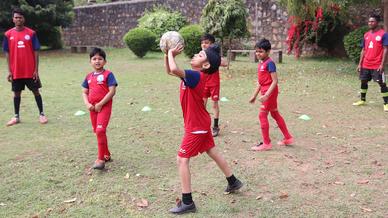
[360,207,372,212]
[357,180,369,184]
[64,198,77,203]
[279,192,289,199]
[136,199,149,208]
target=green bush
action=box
[37,27,63,49]
[344,26,369,63]
[179,25,204,58]
[138,7,187,50]
[123,27,156,58]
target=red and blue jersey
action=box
[257,58,276,92]
[2,27,40,79]
[82,70,118,104]
[180,70,211,132]
[361,29,388,69]
[204,70,220,87]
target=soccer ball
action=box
[159,31,185,53]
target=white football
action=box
[159,31,185,53]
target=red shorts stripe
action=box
[178,131,215,158]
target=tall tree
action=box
[0,0,74,49]
[201,0,249,55]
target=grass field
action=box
[0,48,387,217]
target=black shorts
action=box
[12,78,42,92]
[359,68,386,83]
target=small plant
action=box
[344,26,368,63]
[123,27,156,58]
[179,25,204,58]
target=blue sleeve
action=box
[2,35,9,52]
[382,33,388,46]
[82,78,89,89]
[268,61,276,73]
[360,38,364,48]
[31,33,40,51]
[107,73,118,87]
[183,70,200,88]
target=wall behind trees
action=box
[63,0,288,49]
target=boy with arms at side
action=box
[2,8,48,126]
[249,39,293,151]
[82,48,118,170]
[200,34,227,137]
[164,44,243,214]
[352,14,388,111]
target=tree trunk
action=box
[384,0,388,31]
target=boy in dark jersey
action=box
[2,8,48,126]
[249,39,293,151]
[352,14,388,111]
[82,48,118,170]
[164,44,243,214]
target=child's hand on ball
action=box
[169,44,184,57]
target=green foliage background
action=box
[0,0,74,49]
[123,27,156,58]
[200,0,249,52]
[343,26,368,63]
[179,25,204,58]
[138,7,187,51]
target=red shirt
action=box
[82,70,118,104]
[362,29,388,69]
[258,58,277,92]
[180,70,211,132]
[204,70,220,87]
[3,27,40,79]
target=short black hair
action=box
[12,8,24,17]
[200,33,215,43]
[255,38,271,51]
[89,47,106,60]
[370,14,381,22]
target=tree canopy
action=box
[201,0,249,54]
[0,0,74,49]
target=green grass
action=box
[0,49,387,217]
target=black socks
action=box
[226,174,237,186]
[182,193,193,205]
[34,94,44,115]
[14,96,21,117]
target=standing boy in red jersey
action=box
[164,44,243,214]
[201,34,227,137]
[2,8,48,126]
[352,14,388,111]
[82,48,118,170]
[249,39,293,151]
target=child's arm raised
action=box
[259,73,278,102]
[82,88,94,111]
[95,86,116,112]
[167,45,185,78]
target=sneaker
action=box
[169,198,196,214]
[6,117,20,126]
[352,100,366,106]
[251,142,272,151]
[39,115,48,124]
[384,104,388,112]
[224,179,243,194]
[277,138,294,146]
[212,127,220,137]
[92,160,105,170]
